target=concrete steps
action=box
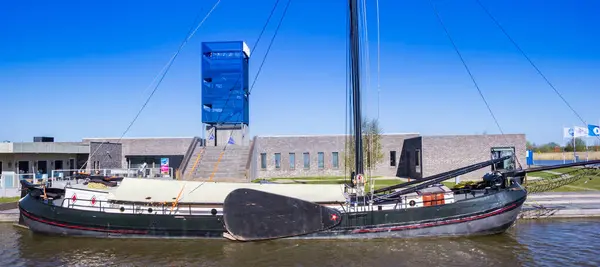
[181,145,251,182]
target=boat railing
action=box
[60,197,217,216]
[50,168,175,181]
[349,193,453,211]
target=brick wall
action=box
[253,134,419,179]
[82,137,194,168]
[253,133,526,180]
[89,142,122,169]
[421,134,526,180]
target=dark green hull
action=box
[18,184,526,240]
[304,186,526,239]
[19,194,225,238]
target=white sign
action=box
[574,126,588,137]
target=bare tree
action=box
[343,118,385,172]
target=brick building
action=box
[251,133,526,181]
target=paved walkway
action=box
[521,191,600,219]
[0,208,18,222]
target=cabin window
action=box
[390,151,397,166]
[289,153,295,170]
[274,153,281,169]
[318,152,324,169]
[332,152,339,169]
[303,152,310,169]
[260,153,267,169]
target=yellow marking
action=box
[209,151,225,182]
[187,147,206,179]
[170,184,186,213]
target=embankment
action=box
[533,151,600,161]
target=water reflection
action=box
[3,218,600,267]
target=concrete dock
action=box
[2,192,600,223]
[519,191,600,219]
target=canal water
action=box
[1,218,599,267]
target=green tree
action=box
[343,117,385,172]
[564,137,587,152]
[526,141,535,150]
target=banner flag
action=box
[574,126,588,137]
[563,127,573,138]
[588,124,600,137]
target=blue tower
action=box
[201,41,250,146]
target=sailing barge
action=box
[17,155,600,240]
[16,0,600,242]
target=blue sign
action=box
[526,150,534,166]
[208,134,214,140]
[589,124,600,137]
[228,136,235,145]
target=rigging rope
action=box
[206,0,292,180]
[375,0,381,121]
[209,0,282,124]
[474,0,600,144]
[428,0,523,170]
[80,0,222,172]
[248,0,292,96]
[359,0,374,190]
[212,0,290,143]
[360,0,371,124]
[344,0,352,186]
[525,168,599,193]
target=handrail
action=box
[186,147,206,180]
[60,197,215,215]
[179,136,202,177]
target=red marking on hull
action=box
[351,203,518,234]
[21,209,149,235]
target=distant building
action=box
[0,138,88,176]
[0,133,526,183]
[0,137,199,180]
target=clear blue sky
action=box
[1,0,599,146]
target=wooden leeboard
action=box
[223,188,342,241]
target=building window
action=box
[318,152,324,169]
[332,152,339,169]
[289,153,295,170]
[415,149,421,173]
[390,151,397,166]
[274,153,281,169]
[260,153,267,169]
[303,152,310,169]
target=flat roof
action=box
[83,137,195,140]
[257,133,421,138]
[0,142,89,154]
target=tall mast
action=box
[349,0,363,176]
